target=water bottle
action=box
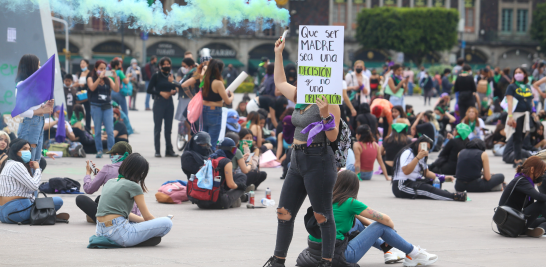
[433,177,441,189]
[265,187,271,200]
[261,198,276,207]
[249,191,255,206]
[189,174,195,181]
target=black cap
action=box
[193,132,212,147]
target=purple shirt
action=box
[83,162,141,216]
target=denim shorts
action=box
[17,116,44,161]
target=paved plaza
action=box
[1,95,545,267]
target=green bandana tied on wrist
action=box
[391,123,408,133]
[455,123,472,140]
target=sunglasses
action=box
[218,146,237,154]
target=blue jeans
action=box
[407,82,414,96]
[345,221,413,263]
[346,148,356,172]
[0,194,63,224]
[17,115,44,161]
[111,91,128,116]
[95,216,172,247]
[90,105,115,153]
[145,81,151,109]
[265,136,277,147]
[360,171,373,180]
[202,106,222,150]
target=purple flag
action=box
[11,54,55,117]
[55,104,66,143]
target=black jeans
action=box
[524,202,546,229]
[245,169,267,189]
[197,173,247,209]
[153,96,175,154]
[83,101,92,132]
[274,146,337,259]
[513,116,526,161]
[75,195,100,223]
[454,174,505,192]
[392,179,456,200]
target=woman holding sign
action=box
[263,37,341,267]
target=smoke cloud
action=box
[1,0,290,34]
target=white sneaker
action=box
[384,247,405,264]
[403,247,438,266]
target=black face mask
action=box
[162,66,171,73]
[356,68,363,74]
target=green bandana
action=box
[239,140,253,154]
[468,120,476,132]
[117,174,125,181]
[295,104,309,110]
[199,79,205,88]
[456,123,472,140]
[493,74,501,84]
[406,112,412,117]
[436,106,445,114]
[111,152,129,164]
[486,83,492,97]
[391,123,408,133]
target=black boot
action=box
[317,259,332,267]
[263,256,285,267]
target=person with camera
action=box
[497,156,546,237]
[391,136,467,201]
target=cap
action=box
[218,137,236,148]
[193,132,212,147]
[105,141,132,155]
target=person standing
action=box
[385,64,408,107]
[87,60,119,158]
[454,64,478,118]
[74,59,93,132]
[143,56,158,111]
[147,57,180,158]
[110,59,131,116]
[63,74,77,121]
[14,54,54,162]
[222,64,239,87]
[126,59,142,111]
[403,67,414,96]
[345,60,370,107]
[441,69,453,95]
[257,57,269,87]
[175,57,198,123]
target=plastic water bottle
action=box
[265,187,271,200]
[249,191,255,206]
[261,198,276,207]
[433,177,441,189]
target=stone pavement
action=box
[1,94,545,267]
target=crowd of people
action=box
[2,37,546,266]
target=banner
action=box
[297,25,344,105]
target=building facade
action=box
[54,0,546,74]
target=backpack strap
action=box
[502,176,526,208]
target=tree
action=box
[531,3,546,52]
[355,7,458,66]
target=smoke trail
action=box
[1,0,290,34]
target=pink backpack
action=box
[155,182,188,204]
[187,90,203,133]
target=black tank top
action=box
[455,149,483,182]
[202,78,223,102]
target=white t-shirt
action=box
[394,149,427,181]
[44,117,73,133]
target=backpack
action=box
[156,182,188,204]
[120,81,133,97]
[477,79,488,94]
[187,90,203,133]
[187,157,226,204]
[330,119,351,168]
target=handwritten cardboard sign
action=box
[297,25,344,105]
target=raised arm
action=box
[274,38,296,102]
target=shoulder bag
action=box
[492,177,528,237]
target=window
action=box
[352,4,365,28]
[465,8,474,27]
[502,9,513,32]
[333,3,346,25]
[517,9,528,32]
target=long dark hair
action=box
[15,54,40,83]
[91,60,107,82]
[203,59,224,97]
[392,105,407,119]
[118,153,149,192]
[384,126,408,144]
[392,136,434,180]
[356,125,375,143]
[332,170,359,205]
[247,111,260,126]
[238,128,257,151]
[516,156,546,181]
[0,139,31,175]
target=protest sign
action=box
[297,25,344,105]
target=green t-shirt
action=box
[309,198,368,242]
[108,70,126,82]
[96,178,143,219]
[231,149,244,169]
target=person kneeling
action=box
[391,136,467,201]
[454,139,505,192]
[95,153,172,247]
[297,171,438,267]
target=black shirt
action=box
[492,131,506,143]
[454,75,476,104]
[114,120,128,137]
[416,122,435,141]
[438,116,451,137]
[438,137,467,168]
[259,96,275,112]
[147,72,181,98]
[88,82,112,105]
[506,83,533,112]
[499,176,546,211]
[455,148,483,181]
[356,114,378,138]
[383,137,411,161]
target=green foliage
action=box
[531,3,546,51]
[236,82,255,93]
[355,7,458,65]
[426,64,453,76]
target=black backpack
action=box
[8,192,57,225]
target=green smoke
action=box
[2,0,290,34]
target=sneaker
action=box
[69,144,82,157]
[403,247,438,267]
[135,236,162,247]
[96,151,103,158]
[454,191,467,202]
[317,259,332,267]
[263,256,285,267]
[526,227,545,238]
[245,184,255,193]
[78,146,86,158]
[384,247,405,264]
[240,193,249,203]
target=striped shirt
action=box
[0,160,41,200]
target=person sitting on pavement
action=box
[352,125,390,181]
[497,156,546,237]
[355,103,379,140]
[102,108,128,149]
[43,105,78,144]
[392,136,467,201]
[297,170,439,266]
[460,107,485,140]
[181,132,213,179]
[0,131,10,165]
[381,123,412,176]
[454,139,505,192]
[75,142,139,223]
[429,123,471,175]
[237,129,266,189]
[0,139,69,224]
[195,138,247,209]
[95,153,173,247]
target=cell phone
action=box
[420,142,428,152]
[104,70,113,77]
[245,153,255,163]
